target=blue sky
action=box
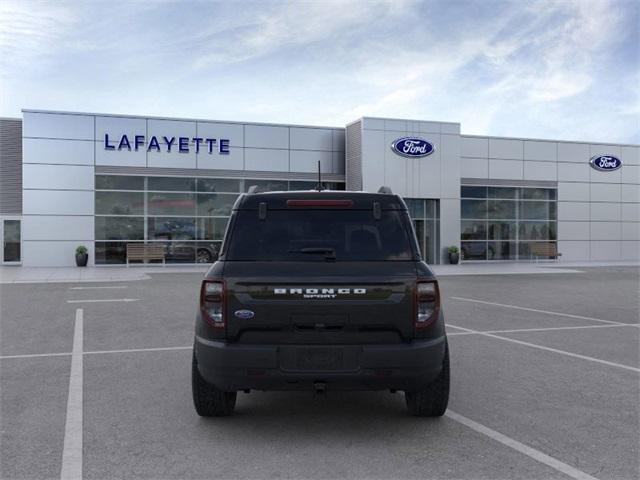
[1,0,638,142]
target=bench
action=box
[529,243,562,262]
[126,244,165,266]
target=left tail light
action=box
[200,280,225,328]
[415,279,440,328]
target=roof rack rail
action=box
[377,186,393,194]
[247,185,261,194]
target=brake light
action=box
[200,280,225,328]
[415,280,439,328]
[286,199,354,207]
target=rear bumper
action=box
[194,335,447,392]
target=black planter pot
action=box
[75,253,88,267]
[448,252,459,264]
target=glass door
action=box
[2,219,21,264]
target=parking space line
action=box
[447,323,640,336]
[69,286,127,290]
[66,298,139,304]
[83,345,191,355]
[450,296,627,325]
[446,410,599,480]
[60,308,83,480]
[0,351,71,360]
[448,323,640,373]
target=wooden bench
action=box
[126,244,165,266]
[529,242,561,262]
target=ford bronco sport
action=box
[192,188,449,416]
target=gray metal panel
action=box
[345,121,362,190]
[94,165,345,182]
[0,118,22,214]
[460,178,557,188]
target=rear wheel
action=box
[405,343,450,417]
[192,354,237,416]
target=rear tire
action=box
[192,354,237,416]
[405,343,450,417]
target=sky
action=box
[0,0,638,143]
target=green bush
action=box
[75,245,88,255]
[447,245,459,254]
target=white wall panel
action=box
[557,241,589,261]
[524,161,556,181]
[621,146,640,165]
[489,138,523,160]
[461,137,488,158]
[197,122,244,147]
[557,142,589,163]
[23,138,94,166]
[147,119,196,140]
[197,147,243,170]
[23,112,94,140]
[558,162,590,182]
[589,165,621,183]
[590,144,621,159]
[622,222,640,241]
[524,141,556,161]
[590,202,620,221]
[244,125,288,149]
[384,119,407,131]
[621,241,640,259]
[590,222,620,240]
[23,190,94,215]
[461,158,489,178]
[590,183,620,202]
[332,130,345,152]
[440,134,461,198]
[361,129,385,192]
[558,202,589,221]
[621,165,640,184]
[290,128,333,151]
[622,184,640,203]
[590,241,621,260]
[440,123,460,135]
[147,149,196,169]
[96,116,146,142]
[332,152,345,175]
[621,203,640,222]
[558,221,589,240]
[290,150,333,173]
[22,215,93,241]
[361,118,385,130]
[244,148,289,172]
[23,164,94,190]
[96,144,146,167]
[440,199,460,264]
[22,240,94,267]
[413,136,441,198]
[488,159,523,180]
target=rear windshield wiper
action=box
[288,247,336,260]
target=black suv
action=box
[192,189,449,416]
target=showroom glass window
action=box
[94,176,345,264]
[404,198,440,264]
[460,186,557,260]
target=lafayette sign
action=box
[104,134,230,154]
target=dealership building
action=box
[0,109,638,267]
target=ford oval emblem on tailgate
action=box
[234,309,255,319]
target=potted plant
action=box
[448,245,460,264]
[75,245,88,267]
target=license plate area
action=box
[279,346,360,372]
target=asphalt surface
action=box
[1,266,638,479]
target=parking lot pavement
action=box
[1,266,638,479]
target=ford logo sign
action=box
[391,137,435,158]
[590,155,622,172]
[234,309,255,319]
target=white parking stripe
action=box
[69,286,127,290]
[84,346,192,355]
[450,297,626,325]
[60,308,83,480]
[446,410,599,480]
[0,351,71,360]
[447,323,639,336]
[66,298,139,304]
[447,323,640,373]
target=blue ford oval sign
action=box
[391,137,435,158]
[590,155,622,172]
[234,309,255,319]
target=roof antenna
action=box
[316,160,324,191]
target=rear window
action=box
[225,210,416,261]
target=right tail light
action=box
[415,280,440,328]
[200,280,225,329]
